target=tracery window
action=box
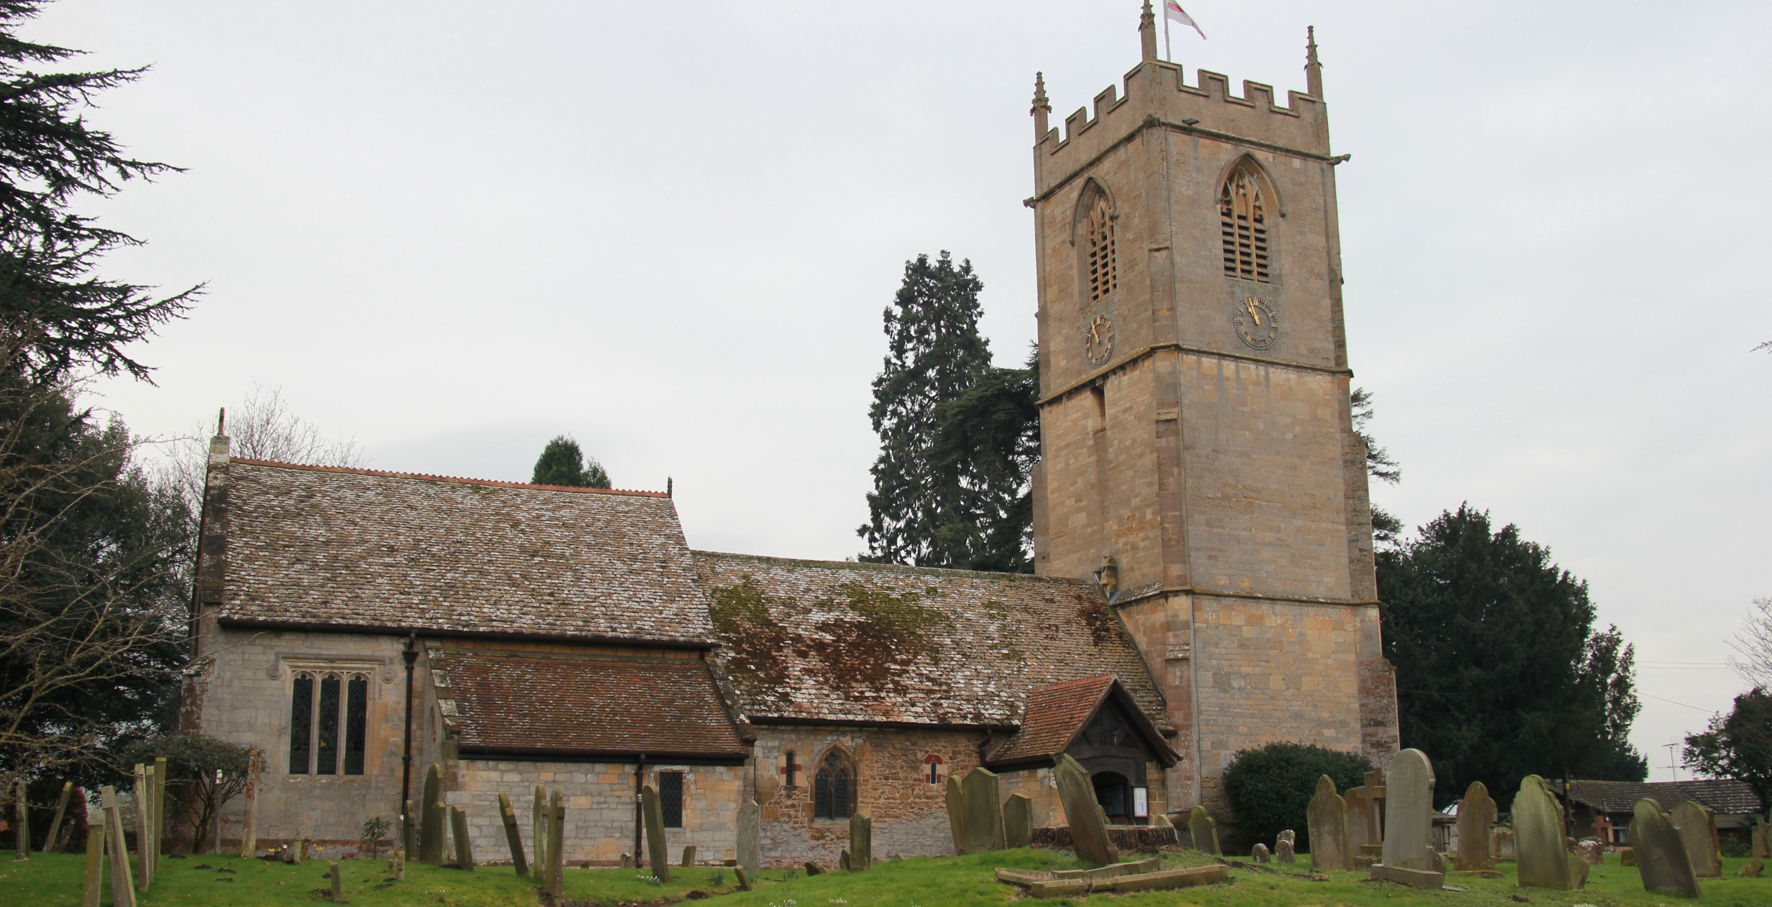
[1220,163,1271,282]
[289,670,369,776]
[813,750,854,820]
[1084,190,1117,301]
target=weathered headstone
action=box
[531,785,547,875]
[804,861,824,875]
[546,788,565,897]
[1379,748,1434,872]
[328,861,344,902]
[1493,825,1516,862]
[12,779,28,860]
[131,766,149,887]
[737,798,761,875]
[419,766,444,864]
[1052,754,1118,866]
[1307,774,1351,871]
[620,853,632,868]
[839,850,852,871]
[1630,798,1700,898]
[1454,780,1497,871]
[735,866,753,890]
[394,848,406,881]
[944,776,967,854]
[497,792,527,876]
[1003,793,1032,848]
[960,767,1005,853]
[1670,800,1722,879]
[1252,843,1270,862]
[151,758,167,868]
[1188,806,1219,855]
[1619,847,1636,866]
[1754,822,1771,859]
[641,783,670,882]
[450,806,474,870]
[1276,831,1296,864]
[682,844,696,867]
[82,810,106,907]
[43,781,71,854]
[1574,838,1603,864]
[1740,859,1764,878]
[1343,786,1375,851]
[402,799,417,863]
[848,812,871,869]
[236,749,261,859]
[1512,774,1584,890]
[100,786,135,907]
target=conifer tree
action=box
[531,435,611,489]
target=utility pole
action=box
[1664,742,1681,781]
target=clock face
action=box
[1233,297,1280,350]
[1084,313,1114,367]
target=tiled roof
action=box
[218,460,716,645]
[430,648,747,760]
[1558,779,1763,816]
[692,552,1169,729]
[987,675,1114,764]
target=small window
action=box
[784,751,797,788]
[924,755,944,785]
[814,750,855,820]
[288,670,369,776]
[1220,163,1271,282]
[1085,191,1117,301]
[659,772,684,828]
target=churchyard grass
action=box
[4,847,1772,906]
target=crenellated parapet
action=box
[1032,59,1330,199]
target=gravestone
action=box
[1455,780,1497,871]
[1629,798,1700,898]
[531,785,548,877]
[1307,775,1351,871]
[804,861,824,875]
[735,866,753,891]
[44,781,71,855]
[681,845,696,867]
[1343,786,1375,851]
[1619,847,1635,866]
[1670,800,1722,879]
[1574,839,1603,864]
[402,799,417,862]
[839,850,851,871]
[1276,830,1295,863]
[545,788,565,898]
[450,806,475,870]
[82,811,105,907]
[1493,825,1516,862]
[944,776,967,854]
[1003,794,1032,848]
[329,861,343,902]
[960,768,1005,853]
[1251,843,1270,863]
[1740,859,1764,878]
[497,793,527,877]
[1188,806,1219,855]
[1754,822,1771,859]
[131,766,148,886]
[641,784,670,882]
[1052,754,1118,866]
[737,798,761,875]
[100,786,135,907]
[419,766,444,864]
[1512,774,1584,890]
[848,812,871,869]
[1379,748,1434,872]
[620,853,632,868]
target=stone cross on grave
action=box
[1591,814,1610,844]
[1363,771,1387,844]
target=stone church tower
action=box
[1028,5,1399,813]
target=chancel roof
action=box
[429,647,747,761]
[217,459,716,646]
[692,552,1169,730]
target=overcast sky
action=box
[38,0,1770,781]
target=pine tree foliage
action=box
[0,0,196,385]
[926,344,1040,572]
[531,435,611,489]
[1377,504,1645,807]
[1351,386,1403,547]
[858,252,1024,570]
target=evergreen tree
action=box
[927,343,1040,572]
[1377,505,1645,807]
[858,252,996,568]
[1684,687,1772,816]
[1350,387,1403,548]
[531,435,610,489]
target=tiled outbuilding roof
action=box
[692,552,1169,730]
[430,648,746,761]
[987,674,1175,767]
[1558,779,1763,817]
[217,459,716,645]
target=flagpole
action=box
[1163,8,1172,62]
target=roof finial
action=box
[216,407,226,436]
[1031,72,1051,140]
[1139,0,1158,62]
[1305,25,1323,97]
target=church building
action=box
[184,4,1397,866]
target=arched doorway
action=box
[1092,771,1132,824]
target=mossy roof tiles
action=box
[218,460,716,645]
[692,551,1169,730]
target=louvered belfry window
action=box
[1085,191,1117,301]
[1220,166,1271,282]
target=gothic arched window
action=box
[813,750,854,820]
[289,670,370,776]
[1220,163,1271,282]
[1084,190,1117,302]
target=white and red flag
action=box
[1164,1,1207,40]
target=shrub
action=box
[1221,741,1373,854]
[121,734,253,854]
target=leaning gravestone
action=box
[944,776,967,854]
[1307,775,1351,871]
[848,812,871,870]
[1740,859,1764,878]
[961,767,1006,853]
[737,798,761,875]
[420,766,444,865]
[1188,806,1220,855]
[1052,754,1118,866]
[1380,748,1435,871]
[1251,843,1270,863]
[1670,800,1722,879]
[1003,794,1032,848]
[1276,830,1296,863]
[681,844,696,867]
[1455,780,1497,871]
[1754,821,1771,859]
[1630,798,1700,898]
[641,784,670,882]
[1513,774,1585,890]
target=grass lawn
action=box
[1,847,1766,906]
